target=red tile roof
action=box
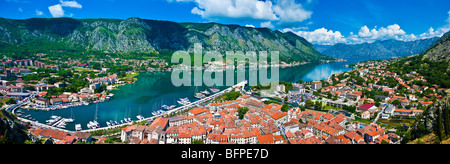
[257,134,274,144]
[358,103,374,110]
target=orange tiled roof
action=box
[257,133,274,144]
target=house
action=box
[382,105,396,119]
[50,98,63,105]
[393,109,412,116]
[29,128,68,143]
[35,98,49,106]
[121,125,150,143]
[188,107,209,116]
[269,111,287,126]
[89,82,101,90]
[408,94,417,101]
[78,63,89,68]
[209,99,243,111]
[362,124,384,143]
[421,101,433,106]
[344,131,364,144]
[256,133,274,144]
[165,126,179,144]
[206,134,228,144]
[72,131,93,143]
[357,104,377,113]
[150,117,169,130]
[311,81,322,90]
[178,133,192,144]
[361,111,371,119]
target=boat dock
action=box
[16,117,71,133]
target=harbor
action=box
[80,80,247,133]
[15,80,248,133]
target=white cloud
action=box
[48,0,82,18]
[287,24,424,45]
[284,27,346,45]
[177,0,312,27]
[245,24,255,28]
[261,21,274,29]
[48,4,64,18]
[414,10,450,40]
[358,25,371,38]
[18,7,23,12]
[272,0,312,23]
[35,9,43,16]
[357,24,406,41]
[191,0,279,21]
[59,0,82,8]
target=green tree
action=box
[191,139,204,144]
[434,107,443,144]
[392,100,401,106]
[281,104,290,112]
[6,98,16,105]
[444,103,450,136]
[299,106,306,111]
[305,99,312,109]
[314,101,323,110]
[237,107,249,119]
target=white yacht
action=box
[75,124,82,131]
[136,115,144,120]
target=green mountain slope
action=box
[0,17,333,63]
[423,30,450,64]
[387,30,450,88]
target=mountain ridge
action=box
[0,17,334,63]
[321,37,440,61]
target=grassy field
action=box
[73,67,94,72]
[378,118,416,128]
[120,72,139,82]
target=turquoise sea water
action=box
[20,61,354,131]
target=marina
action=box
[14,80,248,133]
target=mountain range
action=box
[321,37,440,61]
[0,17,334,63]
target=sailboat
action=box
[64,108,75,123]
[136,105,144,120]
[88,103,100,129]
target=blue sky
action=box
[1,0,450,45]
